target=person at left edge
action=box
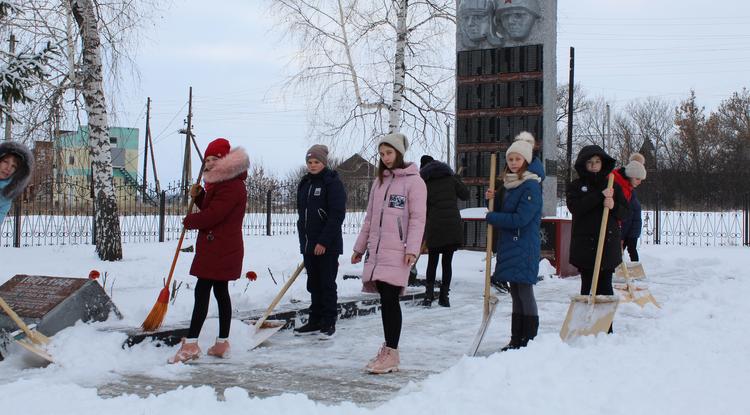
[0,141,33,226]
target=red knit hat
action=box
[205,138,230,159]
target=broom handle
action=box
[0,295,36,339]
[254,262,305,331]
[590,174,615,305]
[163,164,205,290]
[484,153,497,317]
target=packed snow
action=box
[0,234,748,414]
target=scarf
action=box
[503,171,541,190]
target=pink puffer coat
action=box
[354,163,427,293]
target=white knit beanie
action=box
[378,133,409,155]
[506,131,535,163]
[625,159,647,180]
[629,152,646,165]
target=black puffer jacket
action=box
[566,145,629,271]
[420,161,469,250]
[296,168,347,255]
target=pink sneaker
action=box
[207,338,231,358]
[168,338,201,364]
[365,343,387,371]
[367,346,399,374]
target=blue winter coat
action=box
[296,168,347,255]
[621,191,642,240]
[486,158,545,285]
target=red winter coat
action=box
[183,148,249,281]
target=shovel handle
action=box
[484,153,498,317]
[254,262,305,331]
[589,174,615,305]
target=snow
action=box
[1,235,749,414]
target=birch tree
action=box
[268,0,455,153]
[69,0,120,260]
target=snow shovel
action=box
[468,153,499,357]
[615,261,646,281]
[247,262,305,349]
[615,251,659,308]
[560,174,620,342]
[0,296,54,363]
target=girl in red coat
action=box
[169,138,249,364]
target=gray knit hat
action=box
[306,144,329,165]
[625,159,647,180]
[506,131,535,163]
[378,133,409,155]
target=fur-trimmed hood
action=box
[202,147,249,184]
[0,141,34,199]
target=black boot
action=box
[520,315,539,347]
[437,288,450,307]
[422,284,434,307]
[501,313,523,351]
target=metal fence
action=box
[1,177,748,248]
[0,176,373,248]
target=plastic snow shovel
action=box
[247,262,305,349]
[615,251,659,308]
[468,153,499,357]
[560,174,620,342]
[0,296,54,363]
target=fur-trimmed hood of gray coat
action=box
[0,141,33,199]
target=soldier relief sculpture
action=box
[458,0,541,50]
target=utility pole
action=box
[446,122,451,168]
[605,103,611,154]
[4,34,16,142]
[566,47,575,184]
[142,97,151,195]
[181,87,193,203]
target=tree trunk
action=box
[70,0,122,261]
[388,0,408,134]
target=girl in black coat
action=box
[419,156,469,307]
[566,145,629,315]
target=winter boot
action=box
[500,313,523,352]
[367,346,400,374]
[365,343,387,371]
[294,320,322,335]
[422,284,434,307]
[207,338,231,358]
[319,325,336,340]
[520,315,539,347]
[437,288,450,307]
[168,338,201,364]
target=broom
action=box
[141,164,205,331]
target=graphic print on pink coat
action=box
[354,162,427,293]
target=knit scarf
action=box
[503,171,541,190]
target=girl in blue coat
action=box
[0,141,33,226]
[485,132,544,351]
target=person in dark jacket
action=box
[566,145,629,333]
[169,138,249,363]
[0,141,33,226]
[485,132,544,350]
[294,144,346,338]
[613,153,647,262]
[419,156,469,307]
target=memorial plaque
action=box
[0,275,121,336]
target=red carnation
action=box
[246,271,257,281]
[89,270,100,280]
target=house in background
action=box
[57,126,140,189]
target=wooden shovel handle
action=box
[484,153,498,317]
[590,174,615,304]
[254,262,305,331]
[0,295,36,340]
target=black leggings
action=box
[425,249,455,291]
[376,281,402,349]
[579,268,614,296]
[623,238,639,262]
[188,278,232,339]
[509,282,538,316]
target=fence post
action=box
[159,190,166,242]
[266,189,272,236]
[745,193,749,247]
[654,191,661,245]
[12,200,21,248]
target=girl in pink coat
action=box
[352,133,427,374]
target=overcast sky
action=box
[113,0,750,183]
